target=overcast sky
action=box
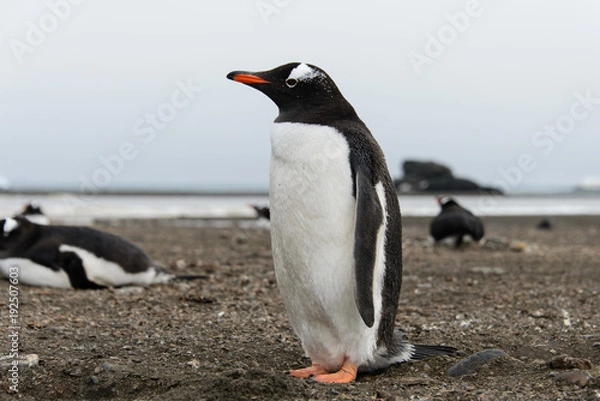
[1,0,599,193]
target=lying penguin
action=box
[15,203,50,225]
[0,217,182,289]
[430,196,484,248]
[228,63,455,383]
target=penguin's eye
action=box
[285,78,298,88]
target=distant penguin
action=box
[228,63,454,383]
[251,205,270,220]
[0,217,177,289]
[536,218,553,230]
[15,203,50,225]
[430,196,484,248]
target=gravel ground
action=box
[1,215,599,400]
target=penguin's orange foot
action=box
[287,363,328,378]
[312,360,358,384]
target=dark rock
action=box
[404,160,453,180]
[394,160,503,194]
[446,349,510,377]
[548,355,593,370]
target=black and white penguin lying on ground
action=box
[14,203,50,225]
[228,62,455,383]
[430,196,484,248]
[0,217,180,289]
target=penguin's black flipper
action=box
[57,251,104,289]
[353,168,384,328]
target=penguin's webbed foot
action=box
[288,360,358,383]
[311,360,357,383]
[287,363,328,378]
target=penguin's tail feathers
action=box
[360,331,457,373]
[150,265,208,284]
[172,274,209,281]
[395,329,457,361]
[411,343,458,360]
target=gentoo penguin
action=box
[15,203,50,225]
[227,63,455,383]
[251,205,271,220]
[0,217,175,289]
[430,196,484,248]
[536,218,553,230]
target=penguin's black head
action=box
[227,62,356,122]
[21,203,43,215]
[437,196,459,209]
[0,217,37,254]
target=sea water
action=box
[1,193,599,222]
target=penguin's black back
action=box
[430,202,484,242]
[5,218,153,274]
[38,224,154,273]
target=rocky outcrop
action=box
[394,160,502,194]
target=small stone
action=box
[175,259,187,269]
[553,370,592,387]
[186,359,201,369]
[90,375,99,384]
[113,286,144,294]
[482,237,509,251]
[0,353,39,368]
[102,362,115,371]
[548,354,593,370]
[21,354,39,367]
[469,266,505,275]
[69,368,83,377]
[446,349,511,377]
[509,240,529,252]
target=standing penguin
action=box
[430,196,484,248]
[227,63,454,383]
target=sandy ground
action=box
[1,215,599,400]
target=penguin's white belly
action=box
[0,258,71,288]
[269,122,382,370]
[59,245,162,287]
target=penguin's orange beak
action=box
[227,72,269,84]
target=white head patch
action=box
[3,218,18,236]
[439,196,451,204]
[287,63,321,82]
